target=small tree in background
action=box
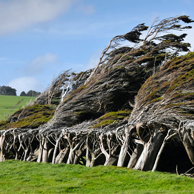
[20,91,27,96]
[0,86,16,96]
[26,90,41,97]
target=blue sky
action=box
[0,0,194,95]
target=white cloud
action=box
[8,77,44,96]
[25,53,57,75]
[0,0,75,35]
[76,4,95,15]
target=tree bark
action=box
[55,147,69,164]
[42,139,48,163]
[37,136,43,163]
[117,125,132,167]
[52,138,60,164]
[127,144,143,168]
[134,130,165,171]
[182,129,194,165]
[0,133,5,161]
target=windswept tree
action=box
[47,15,193,129]
[85,15,193,84]
[1,15,194,176]
[33,69,92,105]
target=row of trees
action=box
[0,86,41,97]
[20,90,41,97]
[0,120,192,173]
[0,15,194,174]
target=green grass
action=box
[0,95,36,121]
[0,160,194,193]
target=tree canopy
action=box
[0,15,194,174]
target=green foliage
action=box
[139,52,194,108]
[170,92,194,102]
[148,97,163,105]
[92,110,131,128]
[99,110,131,120]
[167,69,194,94]
[163,52,194,71]
[0,160,194,193]
[0,95,36,121]
[0,104,55,130]
[164,102,187,109]
[92,120,115,128]
[139,86,161,106]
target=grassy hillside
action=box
[0,95,36,121]
[0,160,193,194]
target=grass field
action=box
[0,95,36,121]
[0,160,193,194]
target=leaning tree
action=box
[0,15,194,175]
[47,15,193,129]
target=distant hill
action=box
[0,95,36,121]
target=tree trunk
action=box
[90,153,96,167]
[55,147,69,164]
[86,147,91,167]
[52,139,60,164]
[134,130,165,171]
[117,126,132,167]
[42,139,48,163]
[0,135,5,161]
[23,148,29,161]
[67,148,74,164]
[127,144,143,168]
[182,130,194,165]
[104,156,117,166]
[73,150,82,164]
[37,139,43,163]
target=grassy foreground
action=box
[0,95,36,121]
[0,161,193,194]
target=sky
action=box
[0,0,194,95]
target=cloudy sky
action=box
[0,0,194,95]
